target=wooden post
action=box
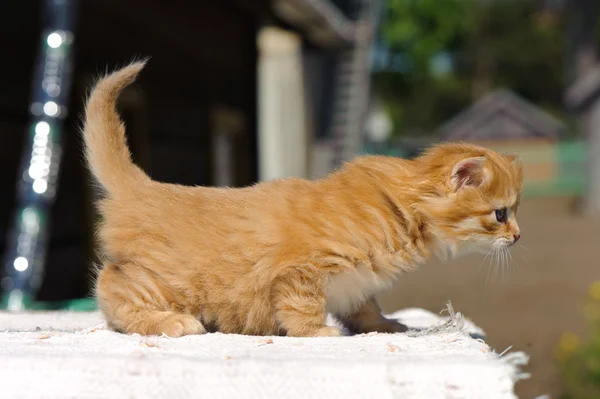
[588,100,600,212]
[257,27,309,181]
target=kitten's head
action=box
[419,143,524,256]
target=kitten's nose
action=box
[513,234,520,243]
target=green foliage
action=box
[374,0,566,136]
[559,283,600,399]
[382,0,471,74]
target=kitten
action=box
[84,61,523,338]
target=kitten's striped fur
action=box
[84,61,523,337]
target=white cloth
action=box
[0,306,528,399]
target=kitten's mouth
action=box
[493,240,514,249]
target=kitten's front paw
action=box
[313,326,343,337]
[370,319,408,334]
[159,314,206,338]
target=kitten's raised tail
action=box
[82,60,151,196]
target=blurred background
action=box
[0,0,599,397]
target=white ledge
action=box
[0,305,528,399]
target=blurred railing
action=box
[362,139,587,198]
[486,140,586,198]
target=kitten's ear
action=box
[451,156,487,191]
[504,153,522,166]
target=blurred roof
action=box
[437,89,565,141]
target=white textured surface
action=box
[0,308,527,399]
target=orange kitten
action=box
[84,61,523,338]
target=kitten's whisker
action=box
[500,248,506,281]
[500,248,504,281]
[504,248,510,277]
[492,247,500,284]
[506,248,517,273]
[516,253,528,266]
[496,247,502,282]
[517,244,532,255]
[513,244,530,266]
[478,248,493,275]
[485,247,496,286]
[491,248,497,284]
[500,253,504,281]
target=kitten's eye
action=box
[495,208,508,223]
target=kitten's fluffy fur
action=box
[85,61,523,337]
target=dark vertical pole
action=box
[1,0,77,310]
[575,0,597,78]
[567,0,600,213]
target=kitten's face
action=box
[426,151,524,256]
[455,188,522,255]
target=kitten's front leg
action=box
[273,267,342,337]
[337,297,407,334]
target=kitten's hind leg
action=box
[337,297,407,334]
[272,267,342,337]
[96,262,206,337]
